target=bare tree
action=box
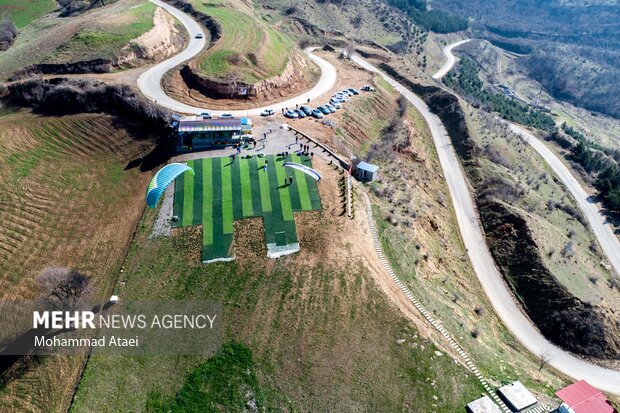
[538,350,552,370]
[36,267,94,309]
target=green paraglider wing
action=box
[146,163,195,208]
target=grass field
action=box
[172,154,321,261]
[0,0,56,28]
[188,0,293,84]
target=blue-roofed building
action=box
[356,161,379,182]
[177,116,253,151]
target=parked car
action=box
[318,106,330,115]
[329,99,342,109]
[325,103,337,112]
[361,85,375,92]
[300,105,312,115]
[260,109,275,117]
[284,110,299,119]
[311,109,324,119]
[200,112,212,119]
[347,87,360,95]
[334,93,347,102]
[296,109,306,118]
[219,113,233,118]
[341,89,353,96]
[195,33,204,39]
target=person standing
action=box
[264,159,268,172]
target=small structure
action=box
[466,395,503,413]
[497,381,537,412]
[554,380,617,413]
[109,295,119,304]
[177,116,252,151]
[356,161,379,182]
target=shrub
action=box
[0,18,17,50]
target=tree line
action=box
[560,124,620,211]
[443,58,556,132]
[385,0,468,33]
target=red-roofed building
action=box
[553,380,617,413]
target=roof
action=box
[357,161,379,173]
[497,381,537,411]
[178,116,252,132]
[556,381,617,413]
[466,396,503,413]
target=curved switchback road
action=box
[137,0,337,116]
[350,53,620,395]
[139,1,620,394]
[432,39,470,80]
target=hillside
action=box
[431,0,620,119]
[0,0,185,80]
[0,109,155,411]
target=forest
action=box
[385,0,467,33]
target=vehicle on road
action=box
[260,109,275,117]
[318,106,330,115]
[325,103,337,112]
[219,113,234,119]
[195,33,203,39]
[296,109,306,118]
[284,110,299,119]
[300,105,312,116]
[200,112,212,119]
[311,109,324,119]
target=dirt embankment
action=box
[479,198,620,359]
[9,7,184,80]
[379,63,479,166]
[383,63,620,360]
[179,50,317,100]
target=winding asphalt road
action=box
[139,1,620,394]
[432,39,470,79]
[137,0,337,116]
[353,52,620,395]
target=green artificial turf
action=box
[173,155,321,261]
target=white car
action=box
[219,113,234,119]
[260,109,275,117]
[195,33,204,39]
[329,99,342,109]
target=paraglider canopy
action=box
[283,162,321,181]
[146,163,195,208]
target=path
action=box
[432,39,470,80]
